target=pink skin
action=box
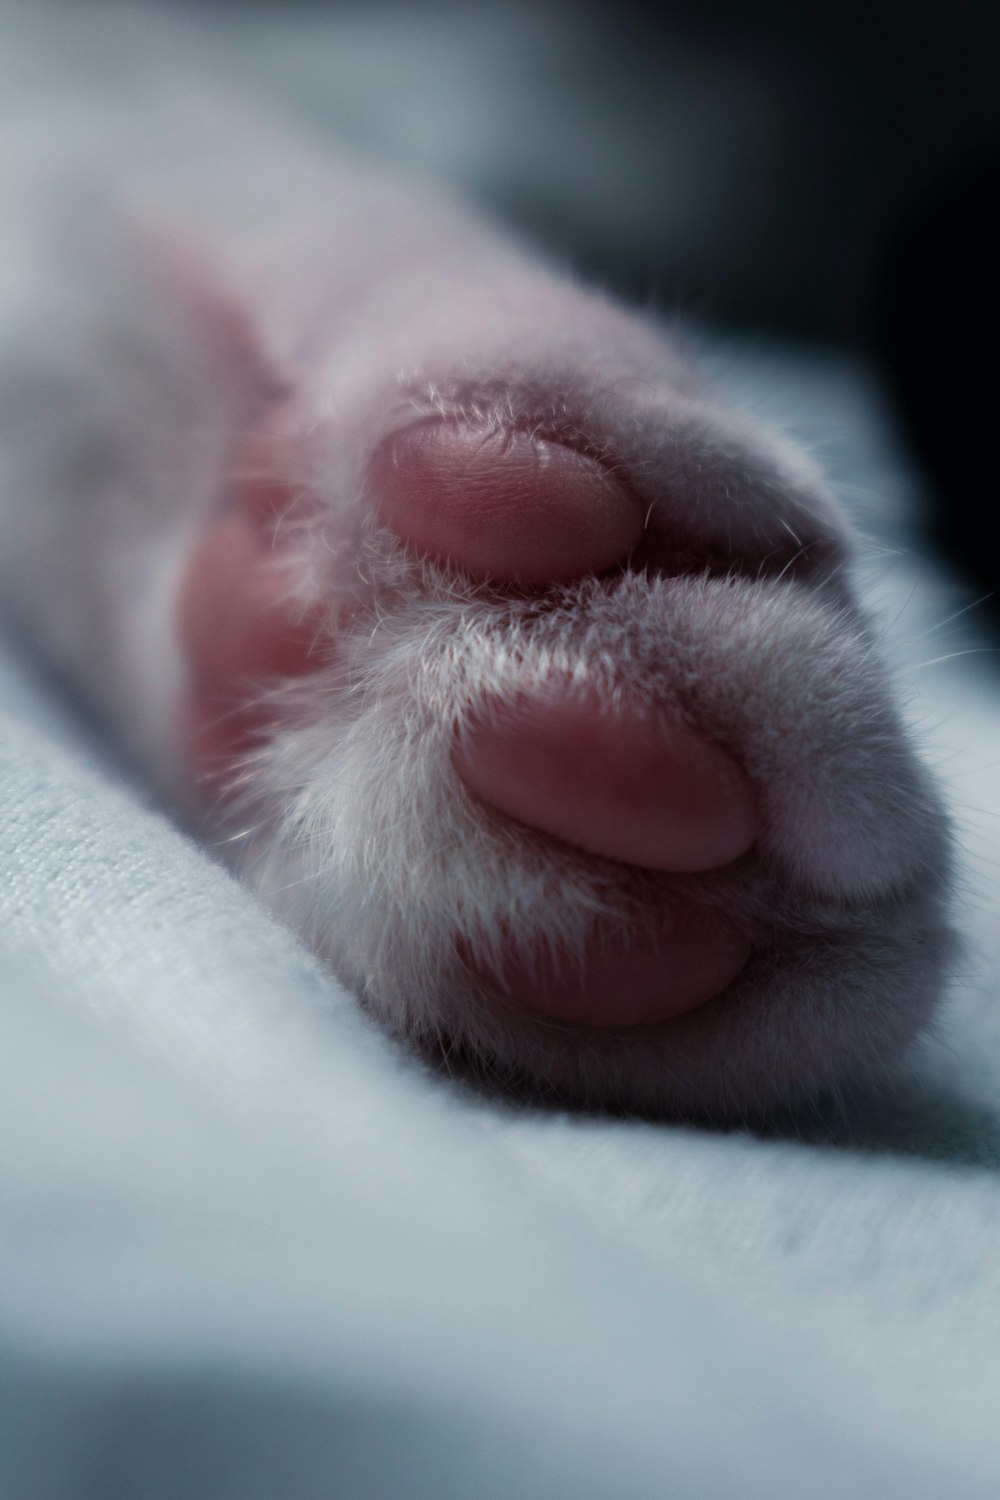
[452,691,758,873]
[179,419,759,1027]
[486,905,752,1028]
[370,420,645,584]
[179,509,327,774]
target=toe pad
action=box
[370,420,644,583]
[453,689,759,872]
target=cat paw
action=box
[178,285,953,1118]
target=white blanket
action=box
[3,337,999,1497]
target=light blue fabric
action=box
[2,344,1000,1497]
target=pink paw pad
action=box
[370,419,645,583]
[452,689,758,873]
[178,438,330,779]
[485,904,752,1029]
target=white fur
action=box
[0,1,953,1116]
